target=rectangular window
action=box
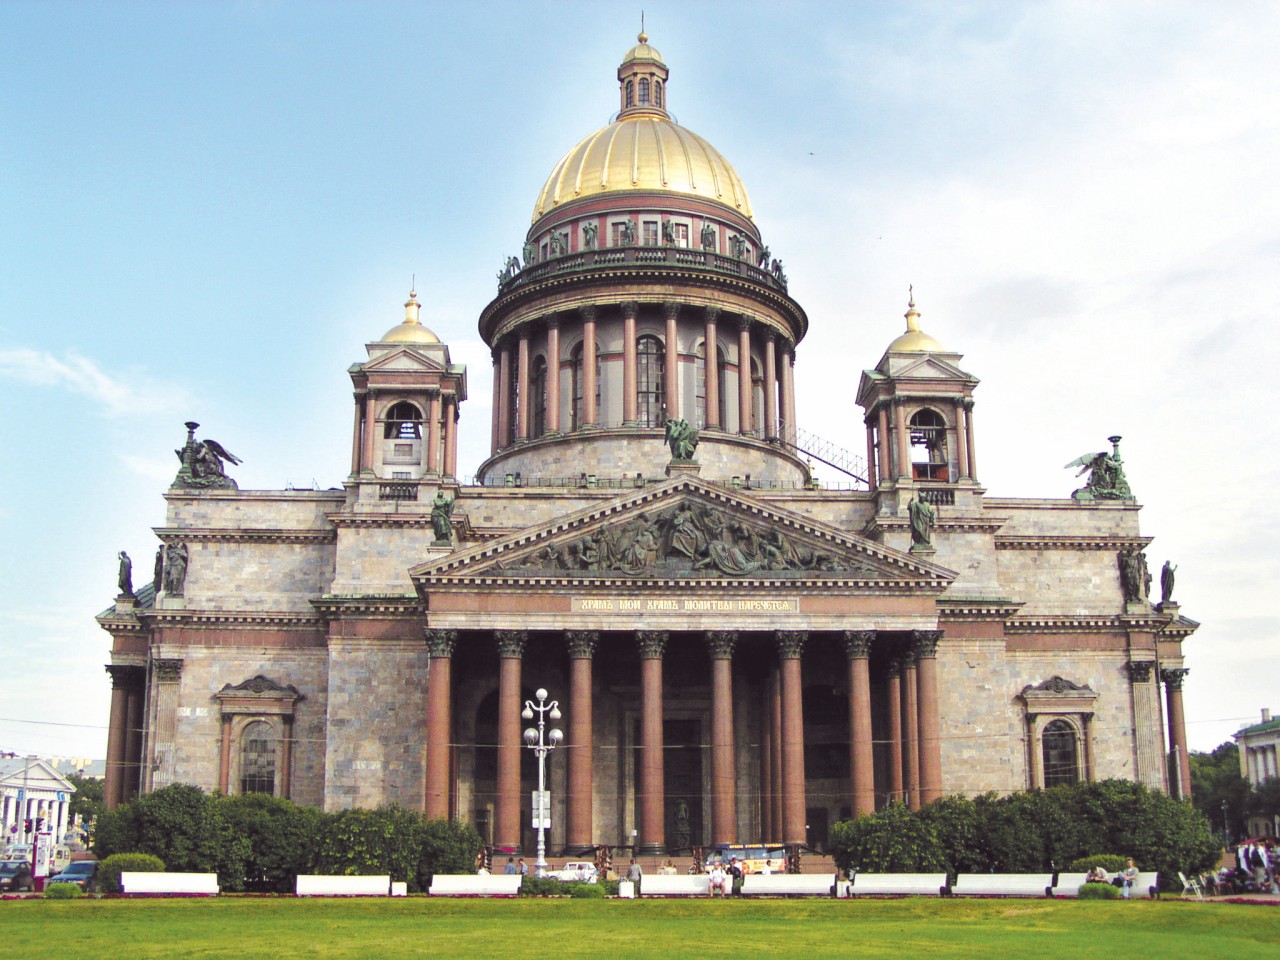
[392,471,411,480]
[642,221,659,247]
[394,443,413,458]
[673,223,689,248]
[610,223,625,247]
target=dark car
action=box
[0,860,33,892]
[48,860,97,892]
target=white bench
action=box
[121,871,219,895]
[740,874,836,897]
[296,875,391,897]
[849,873,949,897]
[952,874,1054,897]
[1051,872,1092,897]
[428,874,523,897]
[641,875,710,896]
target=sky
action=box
[1,1,1276,765]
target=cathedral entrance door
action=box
[665,718,703,851]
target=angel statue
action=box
[664,418,699,461]
[1064,435,1132,500]
[173,422,242,490]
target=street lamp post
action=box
[522,687,562,877]
[1222,801,1230,847]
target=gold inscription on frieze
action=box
[570,597,798,614]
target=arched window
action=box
[909,408,948,480]
[383,401,422,439]
[637,335,665,427]
[625,80,634,108]
[1042,719,1080,788]
[530,357,547,439]
[570,342,600,430]
[240,720,277,795]
[654,80,663,108]
[694,343,728,429]
[639,77,650,105]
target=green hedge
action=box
[1077,881,1123,899]
[98,853,165,894]
[42,882,84,899]
[830,780,1220,891]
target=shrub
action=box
[43,883,83,899]
[828,802,944,876]
[313,804,426,891]
[416,818,484,891]
[98,853,165,894]
[1067,854,1128,874]
[568,881,605,898]
[519,876,566,896]
[218,793,323,893]
[1077,881,1122,900]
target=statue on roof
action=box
[117,550,134,597]
[431,491,455,544]
[908,494,936,552]
[582,222,598,250]
[700,223,717,251]
[664,418,699,461]
[522,242,536,267]
[1065,436,1132,500]
[619,220,637,246]
[1160,560,1177,606]
[173,422,242,490]
[1118,546,1150,603]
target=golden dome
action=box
[887,295,945,353]
[623,31,664,64]
[532,115,753,222]
[380,290,441,345]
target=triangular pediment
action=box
[410,477,955,589]
[882,353,974,381]
[360,345,447,374]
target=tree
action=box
[1189,741,1249,843]
[218,793,323,893]
[65,773,105,840]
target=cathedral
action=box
[98,34,1198,856]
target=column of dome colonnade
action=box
[565,630,599,854]
[424,629,456,820]
[495,630,528,851]
[484,306,800,450]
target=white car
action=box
[555,861,598,882]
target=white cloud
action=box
[0,348,186,418]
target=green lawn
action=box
[7,897,1278,959]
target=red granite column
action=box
[776,631,807,845]
[546,318,561,435]
[1161,667,1192,801]
[104,666,130,810]
[516,327,530,441]
[953,398,970,480]
[581,306,598,427]
[706,631,738,844]
[759,671,775,841]
[124,678,145,802]
[637,630,667,854]
[893,398,910,479]
[780,342,795,442]
[963,400,978,483]
[490,353,501,455]
[770,666,784,840]
[763,331,778,440]
[704,307,721,429]
[865,421,879,491]
[902,652,920,810]
[362,392,377,473]
[914,631,944,804]
[663,301,680,419]
[426,390,442,475]
[737,317,753,435]
[566,631,598,853]
[350,392,364,475]
[281,716,295,800]
[218,715,232,795]
[497,344,512,448]
[442,394,457,480]
[886,659,904,804]
[877,405,892,482]
[424,629,457,820]
[495,630,527,851]
[622,301,638,425]
[843,630,876,816]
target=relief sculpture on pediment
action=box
[503,501,878,579]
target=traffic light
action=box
[34,817,44,833]
[23,818,32,835]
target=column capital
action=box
[737,314,754,332]
[153,658,183,683]
[636,630,668,659]
[566,630,599,659]
[886,657,904,678]
[621,300,639,319]
[912,630,942,659]
[775,630,807,660]
[704,305,721,323]
[1160,666,1190,690]
[705,630,738,660]
[662,300,681,321]
[842,630,875,659]
[962,397,976,411]
[762,327,777,343]
[545,314,560,330]
[495,629,528,658]
[579,305,598,323]
[425,628,457,658]
[1127,660,1155,683]
[105,664,143,687]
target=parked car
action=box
[555,861,598,882]
[0,860,33,892]
[0,844,31,862]
[47,860,97,892]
